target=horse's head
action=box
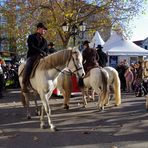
[67,47,85,78]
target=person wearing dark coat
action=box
[47,42,57,54]
[82,40,99,73]
[22,22,48,92]
[78,40,99,88]
[96,44,108,67]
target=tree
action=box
[1,0,147,55]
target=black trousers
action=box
[22,55,40,85]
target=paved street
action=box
[0,89,148,148]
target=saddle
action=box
[84,65,101,78]
[30,60,40,78]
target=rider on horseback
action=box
[82,40,99,73]
[78,40,99,87]
[22,22,48,92]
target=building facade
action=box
[134,38,148,50]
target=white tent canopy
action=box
[103,32,148,56]
[89,31,105,48]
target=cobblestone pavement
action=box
[0,89,148,148]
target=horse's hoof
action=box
[35,111,40,116]
[98,106,104,112]
[115,103,120,106]
[51,127,58,132]
[27,116,31,120]
[104,103,109,106]
[63,105,69,110]
[40,124,47,129]
[82,104,86,108]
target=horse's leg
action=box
[98,92,105,111]
[63,75,72,109]
[104,86,110,106]
[40,90,56,131]
[91,90,95,101]
[58,87,70,110]
[23,92,31,119]
[87,89,95,101]
[81,88,88,108]
[63,90,71,110]
[40,104,46,129]
[33,93,40,116]
[95,88,105,111]
[61,89,69,109]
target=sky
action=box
[129,5,148,41]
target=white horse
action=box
[81,67,109,110]
[83,66,121,107]
[18,47,85,131]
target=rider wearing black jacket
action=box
[96,44,108,67]
[22,23,48,92]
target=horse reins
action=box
[66,51,83,76]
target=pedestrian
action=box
[124,66,134,92]
[47,42,57,54]
[96,44,108,67]
[82,40,99,73]
[22,22,48,92]
[116,61,127,92]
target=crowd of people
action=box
[116,60,147,96]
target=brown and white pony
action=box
[18,47,85,131]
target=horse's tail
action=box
[100,69,108,101]
[21,90,26,107]
[113,69,121,106]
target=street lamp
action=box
[62,21,86,46]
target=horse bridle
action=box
[66,51,83,76]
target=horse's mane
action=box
[40,49,72,70]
